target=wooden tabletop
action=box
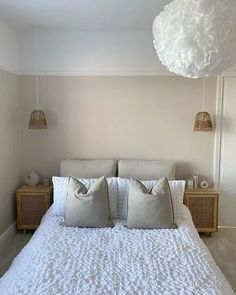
[17,185,53,193]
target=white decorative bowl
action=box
[25,171,40,186]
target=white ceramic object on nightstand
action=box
[200,180,209,189]
[25,171,40,186]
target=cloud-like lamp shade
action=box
[153,0,236,78]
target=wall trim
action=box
[213,75,224,190]
[0,66,18,75]
[19,70,175,77]
[219,226,236,229]
[221,70,236,77]
[0,221,17,247]
[214,72,236,190]
[214,72,236,226]
[0,67,176,77]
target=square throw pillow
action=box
[52,176,118,219]
[127,177,176,229]
[64,176,112,228]
[117,177,185,220]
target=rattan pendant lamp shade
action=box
[194,112,213,131]
[194,78,213,132]
[29,110,47,129]
[29,28,47,129]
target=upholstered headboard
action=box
[60,159,175,180]
[60,160,117,178]
[118,160,175,180]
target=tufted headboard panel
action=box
[118,160,175,180]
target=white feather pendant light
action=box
[153,0,236,78]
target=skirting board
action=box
[0,221,17,247]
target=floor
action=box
[0,232,32,278]
[0,229,235,292]
[201,228,236,292]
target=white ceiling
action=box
[0,0,171,31]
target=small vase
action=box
[25,171,40,186]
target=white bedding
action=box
[0,206,234,295]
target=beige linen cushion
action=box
[127,177,176,229]
[64,176,112,227]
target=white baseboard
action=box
[0,221,17,247]
[218,226,236,229]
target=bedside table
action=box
[16,185,53,233]
[184,188,219,236]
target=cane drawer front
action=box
[185,192,218,233]
[17,193,49,228]
[16,185,52,230]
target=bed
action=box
[0,159,234,295]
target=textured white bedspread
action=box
[0,206,234,295]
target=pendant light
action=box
[153,0,236,78]
[194,77,213,132]
[29,28,47,129]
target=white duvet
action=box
[0,206,234,295]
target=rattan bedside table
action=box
[184,188,219,236]
[16,185,53,233]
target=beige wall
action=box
[0,73,218,235]
[20,75,217,183]
[0,70,21,234]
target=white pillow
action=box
[117,178,185,220]
[52,177,118,219]
[167,180,186,220]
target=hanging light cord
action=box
[202,76,206,112]
[34,27,39,110]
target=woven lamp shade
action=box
[194,112,213,131]
[29,110,47,129]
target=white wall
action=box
[18,29,169,75]
[0,24,223,232]
[0,19,19,73]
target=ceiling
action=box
[0,0,171,31]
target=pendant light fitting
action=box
[29,27,47,129]
[194,77,213,132]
